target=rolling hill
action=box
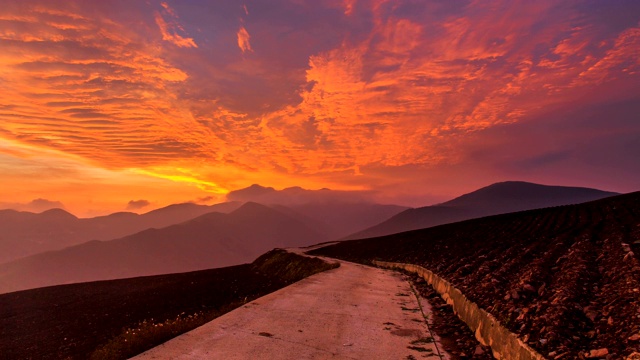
[0,202,326,294]
[344,181,618,239]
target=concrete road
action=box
[133,260,449,359]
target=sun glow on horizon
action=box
[132,168,229,195]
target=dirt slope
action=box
[312,192,640,359]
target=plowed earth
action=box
[311,192,640,359]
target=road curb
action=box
[373,260,547,360]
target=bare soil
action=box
[409,273,494,359]
[0,249,337,360]
[311,192,640,359]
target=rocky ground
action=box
[408,273,494,359]
[311,192,640,359]
[0,250,337,360]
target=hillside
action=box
[0,201,241,264]
[0,250,337,360]
[0,202,327,293]
[345,181,617,239]
[311,191,640,359]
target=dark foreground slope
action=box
[0,202,327,293]
[312,192,640,359]
[0,250,338,360]
[345,181,617,240]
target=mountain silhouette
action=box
[344,181,618,239]
[227,184,408,239]
[0,202,242,264]
[0,202,326,293]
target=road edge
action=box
[374,260,547,360]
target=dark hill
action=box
[311,191,640,359]
[0,203,327,293]
[345,181,617,239]
[0,249,337,360]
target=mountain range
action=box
[0,201,242,264]
[0,202,326,293]
[0,181,620,294]
[0,187,408,265]
[226,184,409,239]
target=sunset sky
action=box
[1,0,639,216]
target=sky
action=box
[0,0,639,216]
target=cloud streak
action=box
[237,26,252,53]
[155,2,197,48]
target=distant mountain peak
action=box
[345,181,618,240]
[282,186,305,192]
[443,181,618,208]
[231,201,275,216]
[226,184,374,205]
[248,184,274,190]
[40,208,77,220]
[226,184,277,202]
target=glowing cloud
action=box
[155,3,197,48]
[343,0,356,16]
[237,26,252,53]
[133,168,228,194]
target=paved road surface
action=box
[133,259,449,359]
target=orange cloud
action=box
[343,0,356,16]
[237,26,252,53]
[0,3,220,173]
[574,26,640,86]
[246,0,640,177]
[155,13,197,48]
[154,2,197,48]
